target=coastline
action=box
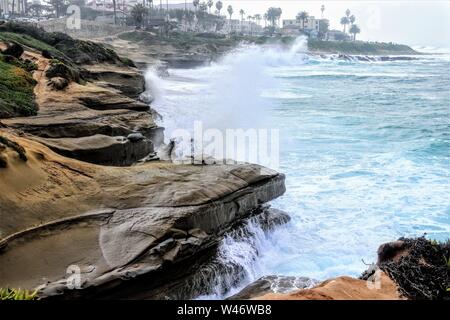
[1,22,448,300]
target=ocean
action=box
[146,38,450,298]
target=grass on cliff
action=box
[0,22,124,65]
[307,39,418,55]
[0,288,38,300]
[0,55,37,118]
[0,31,64,58]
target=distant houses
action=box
[1,0,359,41]
[281,16,353,41]
[282,16,326,33]
[225,19,263,35]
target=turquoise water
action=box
[148,42,450,292]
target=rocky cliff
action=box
[0,23,288,300]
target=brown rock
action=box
[255,272,402,300]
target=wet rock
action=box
[127,132,145,142]
[228,276,317,300]
[139,92,154,104]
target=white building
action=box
[225,19,262,34]
[282,16,328,33]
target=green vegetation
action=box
[46,59,80,83]
[307,39,418,55]
[0,288,38,300]
[0,55,37,118]
[0,22,124,66]
[0,32,64,59]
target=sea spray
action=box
[190,216,286,300]
[145,36,310,165]
[143,40,450,292]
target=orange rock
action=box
[255,272,403,300]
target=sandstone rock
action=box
[80,65,146,99]
[34,134,154,166]
[0,133,286,299]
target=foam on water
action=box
[145,40,450,298]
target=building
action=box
[282,16,329,34]
[225,19,263,35]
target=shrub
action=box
[0,288,38,300]
[2,41,24,58]
[0,57,37,118]
[45,60,79,83]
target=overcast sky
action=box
[168,0,450,47]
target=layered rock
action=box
[0,131,286,299]
[0,28,289,300]
[1,48,163,165]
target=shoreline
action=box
[0,22,448,300]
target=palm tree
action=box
[321,4,325,18]
[193,0,199,12]
[349,14,355,26]
[207,0,213,14]
[296,11,309,30]
[227,4,233,20]
[266,7,282,27]
[239,9,245,32]
[254,13,261,26]
[340,16,349,33]
[345,8,351,18]
[349,24,360,41]
[113,0,117,24]
[131,3,148,28]
[263,12,268,27]
[215,0,222,16]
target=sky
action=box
[167,0,450,47]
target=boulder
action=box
[127,132,145,142]
[41,49,53,59]
[2,42,24,58]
